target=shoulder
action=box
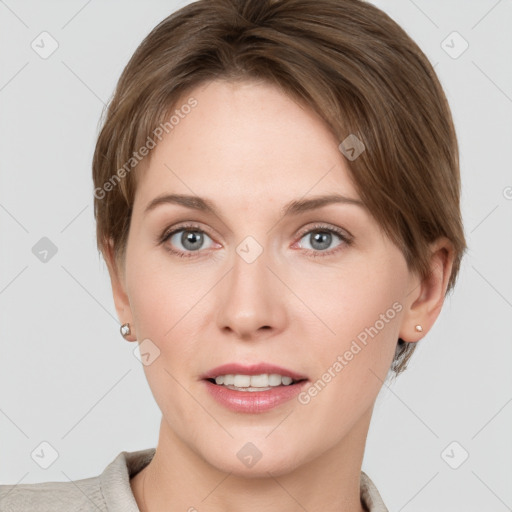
[0,475,106,512]
[360,471,389,512]
[0,448,155,512]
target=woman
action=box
[0,0,466,510]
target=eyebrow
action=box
[144,193,365,218]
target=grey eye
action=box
[169,229,214,252]
[299,230,342,252]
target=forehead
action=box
[133,79,360,213]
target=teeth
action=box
[234,374,250,387]
[214,373,296,388]
[268,374,283,386]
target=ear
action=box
[399,237,455,343]
[103,239,137,342]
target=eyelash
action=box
[158,222,353,259]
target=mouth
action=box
[204,374,308,392]
[201,366,310,413]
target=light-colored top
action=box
[0,448,388,511]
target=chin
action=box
[200,441,307,478]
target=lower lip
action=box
[203,379,309,413]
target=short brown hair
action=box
[92,0,467,374]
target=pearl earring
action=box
[414,324,423,332]
[120,323,131,338]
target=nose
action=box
[215,244,287,341]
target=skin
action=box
[104,79,454,512]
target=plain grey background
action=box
[0,1,511,510]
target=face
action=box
[112,79,422,477]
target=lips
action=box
[200,362,308,382]
[200,363,310,413]
[203,378,309,413]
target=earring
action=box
[414,324,423,332]
[120,323,131,338]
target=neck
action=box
[132,410,372,512]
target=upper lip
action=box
[201,363,308,381]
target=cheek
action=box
[301,252,404,350]
[126,243,207,340]
[293,279,403,444]
[124,247,206,414]
[300,255,406,400]
[127,235,406,367]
